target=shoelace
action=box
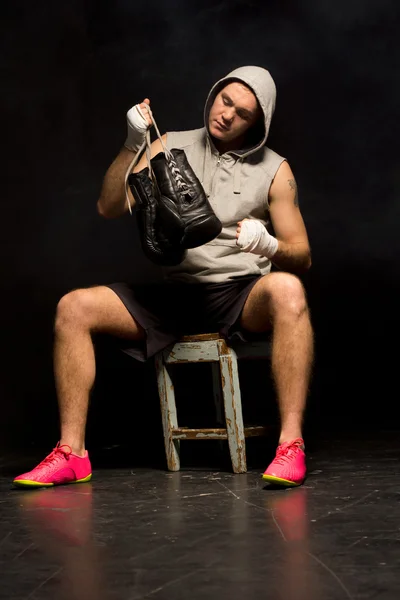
[39,444,72,467]
[273,440,304,466]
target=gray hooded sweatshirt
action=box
[165,66,285,284]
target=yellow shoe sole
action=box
[262,474,302,487]
[13,474,92,488]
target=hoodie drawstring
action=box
[233,158,242,194]
[202,139,213,197]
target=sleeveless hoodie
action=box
[164,66,285,284]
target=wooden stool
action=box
[155,333,271,473]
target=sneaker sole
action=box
[13,473,92,488]
[262,474,303,487]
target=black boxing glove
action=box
[125,104,222,265]
[128,170,185,266]
[151,149,222,249]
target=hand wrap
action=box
[124,104,150,153]
[237,219,278,258]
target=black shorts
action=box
[106,275,262,361]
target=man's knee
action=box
[263,273,308,319]
[55,288,96,332]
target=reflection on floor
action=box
[0,432,399,600]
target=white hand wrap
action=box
[237,219,278,258]
[124,104,150,153]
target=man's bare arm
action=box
[268,161,312,274]
[96,135,166,219]
[272,239,311,274]
[97,147,137,219]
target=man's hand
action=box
[124,98,153,153]
[236,218,278,258]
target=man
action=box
[14,66,313,488]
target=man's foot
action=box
[13,443,92,488]
[262,438,306,487]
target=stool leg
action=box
[155,353,180,471]
[217,341,246,474]
[211,362,225,456]
[211,362,224,426]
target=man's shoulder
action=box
[256,146,286,177]
[166,128,206,149]
[260,145,285,163]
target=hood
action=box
[204,65,277,158]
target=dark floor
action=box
[1,432,399,600]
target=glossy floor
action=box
[1,433,399,600]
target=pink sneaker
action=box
[13,443,92,488]
[262,438,306,486]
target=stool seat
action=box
[155,333,271,473]
[179,333,220,341]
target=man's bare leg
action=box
[54,286,144,455]
[240,272,314,444]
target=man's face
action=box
[208,82,261,145]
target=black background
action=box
[1,0,399,464]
